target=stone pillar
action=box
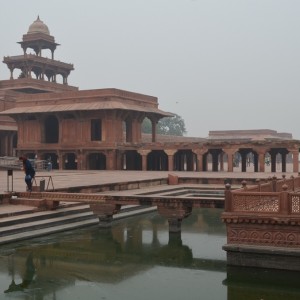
[137,150,151,171]
[292,150,299,173]
[106,150,115,170]
[165,150,177,172]
[241,152,247,172]
[58,152,63,170]
[157,203,192,233]
[258,152,265,172]
[193,149,207,171]
[282,153,287,173]
[151,119,157,142]
[271,152,277,173]
[223,150,236,172]
[219,153,224,171]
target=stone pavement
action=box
[0,169,298,216]
[1,169,297,194]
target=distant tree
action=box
[142,114,187,136]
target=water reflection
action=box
[0,208,299,300]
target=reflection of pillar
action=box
[292,151,299,173]
[258,153,265,172]
[167,219,181,233]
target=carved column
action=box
[258,152,265,172]
[223,149,236,172]
[137,150,151,171]
[193,149,206,171]
[165,149,177,171]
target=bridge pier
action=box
[157,202,193,233]
[90,203,121,228]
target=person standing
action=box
[19,156,36,192]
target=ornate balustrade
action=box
[230,192,280,213]
[222,175,300,271]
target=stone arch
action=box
[174,150,197,171]
[147,150,168,171]
[123,150,142,170]
[64,153,77,170]
[236,148,259,172]
[44,115,59,143]
[269,148,289,172]
[203,149,223,171]
[88,152,106,170]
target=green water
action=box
[0,208,299,300]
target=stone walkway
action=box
[1,169,297,193]
[0,169,297,216]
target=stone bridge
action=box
[13,187,225,232]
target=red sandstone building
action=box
[0,17,300,173]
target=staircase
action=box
[0,202,99,245]
[0,193,157,245]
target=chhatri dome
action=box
[27,16,50,35]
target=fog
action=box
[1,0,299,138]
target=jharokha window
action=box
[91,119,102,141]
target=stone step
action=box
[0,218,99,246]
[0,204,92,227]
[10,197,47,208]
[0,210,98,237]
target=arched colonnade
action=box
[22,146,300,173]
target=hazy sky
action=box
[1,0,300,138]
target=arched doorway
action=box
[174,150,196,171]
[147,150,168,171]
[64,153,77,170]
[123,151,142,170]
[88,153,106,170]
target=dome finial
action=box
[27,16,50,35]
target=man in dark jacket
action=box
[19,156,36,192]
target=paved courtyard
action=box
[1,168,298,194]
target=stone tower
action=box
[2,16,77,93]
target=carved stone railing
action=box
[222,176,300,270]
[230,192,280,213]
